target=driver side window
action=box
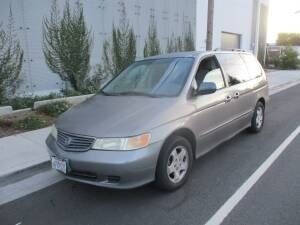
[195,56,225,90]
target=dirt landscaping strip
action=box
[0,111,55,138]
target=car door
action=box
[187,55,238,157]
[216,53,254,130]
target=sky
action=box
[268,0,300,43]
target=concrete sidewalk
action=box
[0,127,51,179]
[267,70,300,95]
[0,70,300,180]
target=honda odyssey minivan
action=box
[46,51,269,191]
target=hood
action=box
[56,94,177,138]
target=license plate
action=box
[51,157,67,174]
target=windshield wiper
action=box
[112,91,159,98]
[99,90,121,96]
[100,90,167,98]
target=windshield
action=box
[102,57,194,97]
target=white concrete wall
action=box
[195,0,260,52]
[1,0,266,96]
[0,0,196,96]
[213,0,254,51]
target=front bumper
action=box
[46,135,163,189]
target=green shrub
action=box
[60,89,82,97]
[0,9,24,104]
[1,93,62,110]
[37,101,71,117]
[278,47,300,69]
[13,115,49,130]
[43,0,92,92]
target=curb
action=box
[0,160,50,185]
[269,79,300,95]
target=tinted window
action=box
[196,56,225,90]
[216,53,249,86]
[240,54,262,79]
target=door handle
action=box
[233,92,240,99]
[224,96,232,103]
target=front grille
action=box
[57,129,95,152]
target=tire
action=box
[155,136,193,191]
[248,101,265,133]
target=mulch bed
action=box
[0,111,55,138]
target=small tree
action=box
[102,2,136,77]
[166,34,183,53]
[0,7,23,103]
[166,34,176,53]
[143,20,161,57]
[277,33,300,46]
[278,47,300,69]
[43,0,92,92]
[183,23,195,51]
[176,36,183,52]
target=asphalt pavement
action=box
[1,84,300,225]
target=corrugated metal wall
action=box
[0,0,196,95]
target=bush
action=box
[13,115,49,130]
[43,0,92,92]
[60,89,82,97]
[37,101,71,117]
[102,2,136,78]
[1,93,62,110]
[144,19,161,57]
[278,47,300,69]
[0,8,23,103]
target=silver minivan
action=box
[46,51,269,191]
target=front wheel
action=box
[248,101,265,133]
[155,136,193,191]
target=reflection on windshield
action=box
[101,57,194,97]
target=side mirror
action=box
[198,82,217,95]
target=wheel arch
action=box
[161,128,197,159]
[258,97,266,107]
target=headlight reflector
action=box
[92,133,151,151]
[50,125,57,140]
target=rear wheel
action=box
[155,136,193,191]
[248,101,265,133]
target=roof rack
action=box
[231,49,246,52]
[213,48,247,52]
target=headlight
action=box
[92,133,151,151]
[50,125,57,140]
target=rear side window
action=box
[216,53,249,86]
[240,54,263,79]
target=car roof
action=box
[138,50,253,61]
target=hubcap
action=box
[167,146,189,184]
[256,107,264,128]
